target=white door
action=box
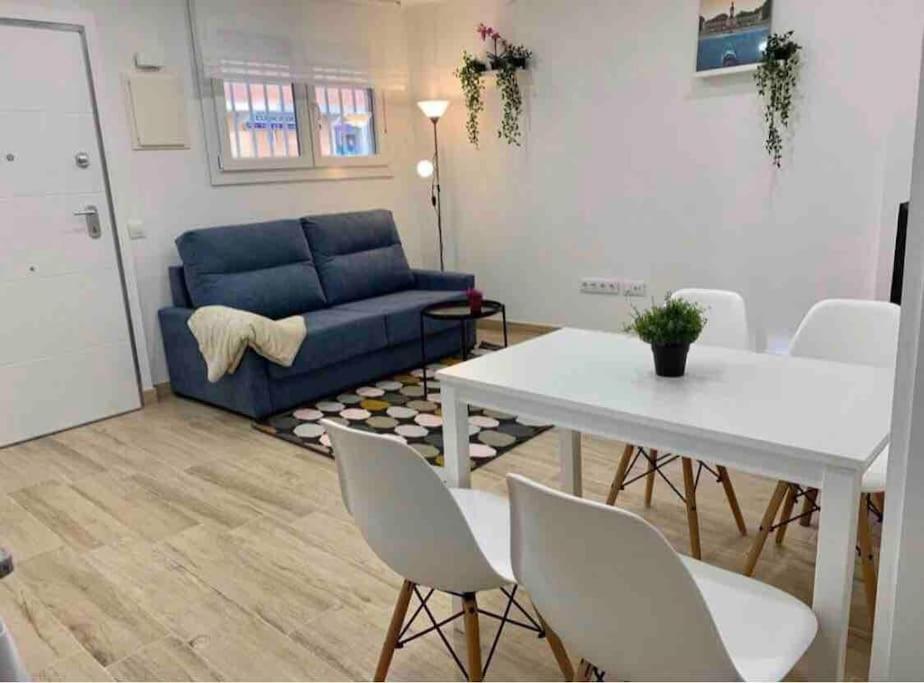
[0,21,140,446]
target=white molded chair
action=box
[0,619,27,682]
[323,420,573,682]
[509,473,817,682]
[744,299,900,624]
[607,289,750,558]
[673,288,751,350]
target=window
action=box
[314,86,377,158]
[210,78,386,179]
[223,81,300,160]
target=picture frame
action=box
[696,0,772,76]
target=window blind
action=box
[189,0,409,90]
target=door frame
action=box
[0,2,151,404]
[870,35,924,680]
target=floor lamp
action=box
[417,100,450,271]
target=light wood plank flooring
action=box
[1,329,877,681]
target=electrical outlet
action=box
[580,278,621,295]
[622,280,647,298]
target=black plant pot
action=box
[651,342,690,378]
[489,55,528,71]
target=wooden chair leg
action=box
[536,610,574,681]
[644,449,658,507]
[857,494,878,627]
[743,480,790,576]
[775,484,797,545]
[374,579,415,681]
[681,457,702,560]
[606,443,635,506]
[462,593,483,682]
[799,487,819,527]
[575,659,593,682]
[717,465,747,535]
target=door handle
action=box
[73,205,101,239]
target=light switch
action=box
[126,220,146,239]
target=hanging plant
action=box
[496,44,532,146]
[456,23,532,148]
[455,51,487,147]
[754,31,802,168]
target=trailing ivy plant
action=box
[455,51,487,147]
[754,31,802,168]
[496,44,532,146]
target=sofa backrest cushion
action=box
[176,219,327,319]
[301,210,414,305]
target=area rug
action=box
[253,343,552,471]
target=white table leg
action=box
[440,384,471,631]
[441,385,470,489]
[558,429,582,496]
[806,466,861,680]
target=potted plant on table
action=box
[625,295,707,377]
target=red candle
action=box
[467,287,483,314]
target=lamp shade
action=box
[417,100,450,120]
[416,159,434,178]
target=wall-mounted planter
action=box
[456,24,533,148]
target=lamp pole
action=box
[430,117,444,272]
[417,100,449,271]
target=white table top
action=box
[437,328,893,471]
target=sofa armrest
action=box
[158,307,273,418]
[412,268,474,291]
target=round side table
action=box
[419,299,507,395]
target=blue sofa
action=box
[159,210,475,418]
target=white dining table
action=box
[436,328,893,681]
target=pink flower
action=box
[477,23,502,42]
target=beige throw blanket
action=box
[187,306,307,382]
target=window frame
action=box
[207,78,390,178]
[211,79,314,173]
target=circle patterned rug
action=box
[253,343,553,471]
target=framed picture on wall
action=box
[696,0,772,76]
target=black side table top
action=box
[421,299,504,321]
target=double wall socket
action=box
[580,278,647,297]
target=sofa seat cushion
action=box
[338,290,466,346]
[301,210,415,305]
[267,308,388,379]
[177,219,326,319]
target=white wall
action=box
[405,0,924,351]
[3,0,424,388]
[8,0,922,387]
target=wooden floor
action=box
[0,328,878,681]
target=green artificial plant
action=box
[495,43,532,146]
[456,24,532,147]
[754,31,802,168]
[625,295,707,346]
[455,51,487,147]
